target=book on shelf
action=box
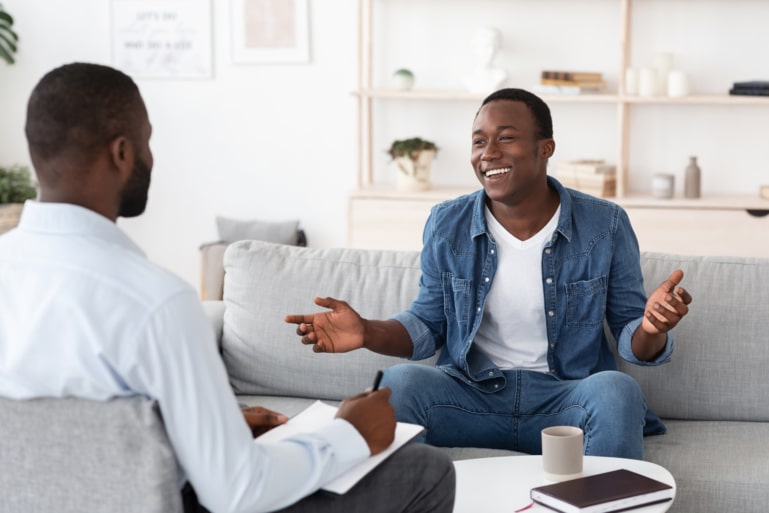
[729,80,769,96]
[255,400,424,494]
[541,70,603,82]
[555,160,616,198]
[533,84,606,96]
[540,78,607,89]
[557,160,615,175]
[530,468,674,513]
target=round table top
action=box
[452,455,676,513]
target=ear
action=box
[540,138,555,159]
[108,135,134,182]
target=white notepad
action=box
[256,400,424,494]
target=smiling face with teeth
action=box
[471,97,556,216]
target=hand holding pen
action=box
[335,370,395,454]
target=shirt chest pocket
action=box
[565,276,607,328]
[442,274,472,327]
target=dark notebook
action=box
[530,468,673,513]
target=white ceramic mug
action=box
[638,68,657,96]
[541,426,584,482]
[667,70,689,97]
[652,173,676,199]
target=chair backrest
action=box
[0,395,182,513]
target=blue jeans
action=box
[381,365,647,459]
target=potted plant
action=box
[387,137,438,192]
[0,165,37,234]
[0,3,19,65]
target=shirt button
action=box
[550,343,555,349]
[488,371,494,376]
[544,248,551,254]
[477,307,482,313]
[494,384,499,389]
[546,277,553,284]
[484,277,490,283]
[548,310,555,317]
[490,249,495,255]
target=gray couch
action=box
[206,240,769,513]
[4,240,766,511]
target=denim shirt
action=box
[392,176,673,394]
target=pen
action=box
[371,369,383,391]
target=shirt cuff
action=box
[618,317,674,366]
[313,418,371,470]
[391,311,434,361]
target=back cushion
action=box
[0,396,181,513]
[617,252,769,421]
[222,240,436,400]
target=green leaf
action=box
[0,42,13,65]
[0,31,18,53]
[0,24,18,42]
[0,11,13,26]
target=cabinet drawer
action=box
[348,197,435,250]
[625,208,769,258]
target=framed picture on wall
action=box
[111,0,213,79]
[231,0,310,64]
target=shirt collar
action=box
[469,175,574,242]
[17,200,146,257]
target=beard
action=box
[118,156,151,218]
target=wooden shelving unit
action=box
[348,0,769,256]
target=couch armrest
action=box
[199,241,228,301]
[203,300,225,352]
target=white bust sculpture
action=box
[463,26,508,94]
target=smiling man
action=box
[287,88,692,459]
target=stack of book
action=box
[536,70,606,95]
[729,81,769,96]
[555,159,616,197]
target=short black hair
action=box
[480,88,553,139]
[25,62,145,164]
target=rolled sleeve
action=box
[391,311,437,361]
[617,317,674,366]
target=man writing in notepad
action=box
[0,62,454,513]
[287,88,692,460]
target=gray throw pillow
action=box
[216,216,300,245]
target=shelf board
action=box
[353,89,769,106]
[621,94,769,105]
[352,89,618,103]
[350,185,477,201]
[616,193,769,211]
[351,186,769,212]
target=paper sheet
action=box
[256,400,424,494]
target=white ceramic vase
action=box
[394,150,435,191]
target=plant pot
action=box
[394,150,435,192]
[0,203,23,235]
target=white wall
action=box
[2,0,768,291]
[0,0,359,291]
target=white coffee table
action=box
[453,455,675,512]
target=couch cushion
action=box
[0,396,182,513]
[617,253,769,421]
[216,216,301,245]
[643,419,769,512]
[222,240,437,400]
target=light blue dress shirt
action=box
[0,201,369,513]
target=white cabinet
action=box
[348,0,769,255]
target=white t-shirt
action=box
[0,201,369,513]
[474,205,561,372]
